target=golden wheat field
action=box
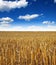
[0,32,56,65]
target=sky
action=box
[0,0,56,31]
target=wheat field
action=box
[0,32,56,65]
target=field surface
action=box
[0,32,56,65]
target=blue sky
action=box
[0,0,56,31]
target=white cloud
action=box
[0,0,28,11]
[43,21,55,25]
[0,17,13,26]
[18,14,42,21]
[0,26,23,31]
[25,25,56,31]
[0,17,13,23]
[0,25,56,31]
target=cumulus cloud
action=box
[0,0,28,11]
[0,17,14,26]
[18,14,42,21]
[43,21,55,25]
